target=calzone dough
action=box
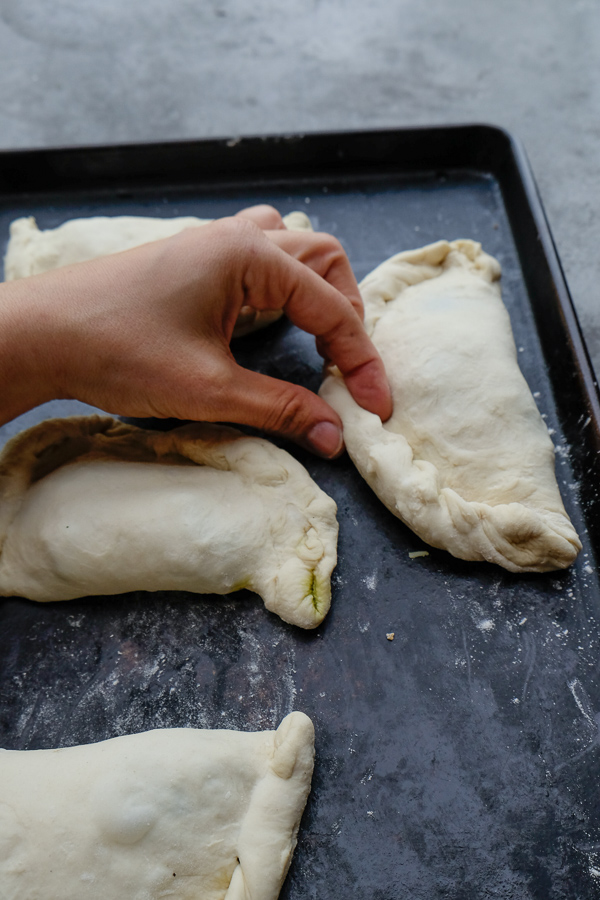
[3,211,313,337]
[4,214,212,277]
[3,210,313,278]
[320,239,581,572]
[0,416,338,628]
[0,711,314,900]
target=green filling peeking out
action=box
[308,573,319,612]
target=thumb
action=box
[216,364,345,458]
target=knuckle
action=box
[262,390,309,435]
[211,215,261,242]
[250,204,283,228]
[314,232,345,260]
[207,217,266,271]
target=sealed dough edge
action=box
[0,416,338,628]
[321,239,581,573]
[0,711,315,900]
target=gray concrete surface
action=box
[0,0,599,370]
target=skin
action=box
[0,205,392,457]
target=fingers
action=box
[249,227,388,413]
[232,208,289,334]
[264,229,364,320]
[167,216,392,424]
[207,362,345,458]
[235,227,392,422]
[235,212,364,319]
[235,205,286,230]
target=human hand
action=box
[0,207,392,457]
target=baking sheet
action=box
[1,127,600,898]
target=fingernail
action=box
[307,422,344,458]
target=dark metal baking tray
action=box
[2,126,600,899]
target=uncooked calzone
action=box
[320,239,581,572]
[4,214,212,277]
[3,210,312,278]
[0,711,314,900]
[0,417,338,627]
[3,211,313,337]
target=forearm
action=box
[0,278,63,426]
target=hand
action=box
[0,206,392,457]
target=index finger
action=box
[265,229,364,321]
[235,205,287,230]
[286,267,392,422]
[240,228,392,421]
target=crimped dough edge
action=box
[322,382,581,572]
[321,239,581,573]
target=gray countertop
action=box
[1,0,598,371]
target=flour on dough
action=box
[0,711,314,900]
[320,239,581,572]
[0,416,337,627]
[3,210,313,336]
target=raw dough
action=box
[3,210,312,278]
[0,711,314,900]
[320,239,581,572]
[4,214,212,277]
[0,416,338,627]
[3,210,313,337]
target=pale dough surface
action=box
[2,211,313,337]
[0,711,314,900]
[0,416,338,627]
[3,210,312,278]
[320,239,581,572]
[4,214,212,277]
